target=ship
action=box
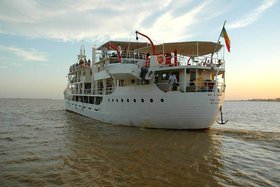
[64,31,226,129]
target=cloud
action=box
[0,0,213,42]
[0,65,9,69]
[0,0,166,41]
[140,1,210,42]
[229,0,277,29]
[0,45,48,61]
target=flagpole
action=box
[211,20,227,62]
[212,20,227,97]
[216,20,227,46]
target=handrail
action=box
[156,81,225,93]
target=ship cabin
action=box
[65,40,225,102]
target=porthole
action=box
[116,99,118,102]
[112,99,114,102]
[127,99,129,102]
[150,99,153,103]
[121,99,124,102]
[161,99,164,102]
[141,99,144,103]
[133,99,136,103]
[108,98,110,102]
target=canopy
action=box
[97,41,150,51]
[137,41,222,56]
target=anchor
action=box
[216,106,228,125]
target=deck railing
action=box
[69,63,91,73]
[105,86,114,95]
[156,81,225,93]
[152,56,225,68]
[84,89,91,94]
[68,81,225,95]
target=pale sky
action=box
[0,0,279,100]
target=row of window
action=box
[69,96,164,105]
[108,98,165,103]
[68,103,96,111]
[68,96,103,105]
[67,96,165,105]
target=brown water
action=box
[0,99,279,186]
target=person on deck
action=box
[168,72,177,91]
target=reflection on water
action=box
[0,99,279,186]
[63,115,222,186]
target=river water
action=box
[0,99,279,186]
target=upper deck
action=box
[65,38,226,97]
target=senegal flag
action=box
[220,26,231,52]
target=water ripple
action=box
[0,99,279,186]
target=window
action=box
[119,80,125,87]
[150,99,153,103]
[84,96,88,103]
[95,97,103,105]
[141,99,144,103]
[89,97,94,104]
[161,99,164,102]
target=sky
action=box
[0,0,279,100]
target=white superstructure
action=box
[64,32,226,129]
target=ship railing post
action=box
[183,68,186,93]
[91,45,96,95]
[195,68,198,92]
[102,79,106,95]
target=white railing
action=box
[121,51,146,60]
[156,81,225,93]
[69,63,91,73]
[154,56,225,68]
[105,86,114,95]
[84,89,91,94]
[97,87,103,95]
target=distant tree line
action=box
[247,98,280,102]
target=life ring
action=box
[157,55,164,64]
[157,55,166,66]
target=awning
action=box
[137,41,222,56]
[97,41,150,51]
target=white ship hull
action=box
[64,85,224,129]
